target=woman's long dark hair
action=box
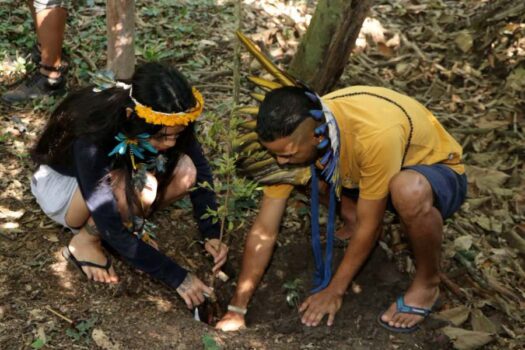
[32,62,198,226]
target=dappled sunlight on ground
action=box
[146,294,174,312]
[244,0,311,27]
[48,248,76,294]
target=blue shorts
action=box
[342,164,467,220]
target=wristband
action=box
[227,304,247,315]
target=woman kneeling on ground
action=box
[30,62,227,309]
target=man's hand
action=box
[298,197,387,327]
[215,311,246,332]
[176,273,213,309]
[204,239,229,273]
[299,287,343,327]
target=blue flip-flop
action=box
[377,296,435,333]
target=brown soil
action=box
[0,200,452,348]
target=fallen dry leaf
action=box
[441,326,494,350]
[434,306,470,326]
[455,31,473,53]
[453,235,474,252]
[470,309,498,334]
[466,165,510,194]
[92,328,121,350]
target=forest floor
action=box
[0,0,524,349]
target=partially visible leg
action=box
[1,4,67,103]
[35,6,67,78]
[336,195,358,239]
[112,171,158,219]
[337,193,384,240]
[380,170,441,329]
[64,171,162,283]
[112,171,160,249]
[318,183,358,240]
[64,188,89,229]
[159,155,197,207]
[64,189,118,283]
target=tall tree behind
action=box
[106,0,135,79]
[289,0,373,94]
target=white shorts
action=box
[31,165,79,232]
[33,0,69,13]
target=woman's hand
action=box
[176,273,213,309]
[204,239,229,273]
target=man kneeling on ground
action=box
[216,85,467,333]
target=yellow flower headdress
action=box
[129,87,204,126]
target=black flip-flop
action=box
[377,296,439,333]
[62,246,112,278]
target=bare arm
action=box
[300,196,387,326]
[216,194,287,330]
[230,194,288,307]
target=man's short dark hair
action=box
[256,86,320,142]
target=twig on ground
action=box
[0,232,14,241]
[45,306,74,324]
[439,272,467,300]
[198,70,231,82]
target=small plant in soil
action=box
[30,336,47,350]
[65,316,98,345]
[202,333,221,350]
[283,278,303,308]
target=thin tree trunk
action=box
[289,0,373,94]
[106,0,135,79]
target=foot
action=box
[67,233,119,283]
[1,69,65,104]
[380,284,439,330]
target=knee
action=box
[389,171,433,221]
[111,170,158,216]
[140,172,158,207]
[174,155,197,192]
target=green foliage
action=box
[283,278,303,308]
[30,338,46,350]
[137,42,175,62]
[197,107,261,234]
[0,133,13,144]
[65,317,97,344]
[31,96,58,113]
[173,197,192,210]
[202,333,221,350]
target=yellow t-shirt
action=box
[263,86,464,200]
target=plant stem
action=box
[209,0,242,293]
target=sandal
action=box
[377,295,439,333]
[61,246,112,278]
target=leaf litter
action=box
[0,0,524,349]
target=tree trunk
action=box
[289,0,373,94]
[106,0,135,79]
